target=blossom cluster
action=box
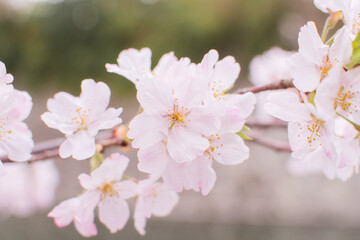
[249,0,360,181]
[0,62,34,175]
[107,48,256,195]
[5,0,360,237]
[48,153,178,237]
[41,48,256,237]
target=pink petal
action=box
[98,196,130,233]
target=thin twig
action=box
[246,120,287,129]
[235,79,294,94]
[246,132,291,152]
[2,131,128,163]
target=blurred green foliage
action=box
[0,0,289,95]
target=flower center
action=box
[303,118,323,147]
[99,183,115,198]
[69,107,90,131]
[167,102,189,129]
[352,12,360,35]
[335,86,359,116]
[320,56,332,80]
[0,116,12,142]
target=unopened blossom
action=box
[288,22,352,92]
[41,79,123,160]
[49,153,137,236]
[134,177,178,235]
[0,160,59,218]
[0,89,34,163]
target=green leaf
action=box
[345,30,360,70]
[242,125,251,131]
[237,131,253,140]
[90,151,105,172]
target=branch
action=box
[246,120,287,129]
[2,130,129,163]
[246,131,291,152]
[235,79,294,94]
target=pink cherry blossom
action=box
[49,153,136,237]
[126,49,254,195]
[0,89,34,163]
[128,71,220,164]
[106,48,152,84]
[249,47,294,86]
[48,195,98,238]
[249,47,294,124]
[288,22,352,92]
[0,160,59,218]
[41,79,123,160]
[314,0,341,13]
[134,177,178,235]
[106,48,179,86]
[0,61,14,85]
[265,89,360,180]
[315,66,360,121]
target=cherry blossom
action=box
[315,66,360,121]
[134,177,178,235]
[0,160,59,218]
[265,90,359,180]
[128,49,255,195]
[127,69,220,164]
[41,79,123,160]
[0,89,34,163]
[313,0,341,14]
[105,48,152,84]
[0,61,14,85]
[249,47,294,123]
[106,48,179,86]
[288,22,352,92]
[49,153,137,236]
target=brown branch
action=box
[2,79,295,164]
[246,120,287,129]
[2,130,129,163]
[235,79,294,94]
[246,132,291,152]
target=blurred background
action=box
[2,0,360,239]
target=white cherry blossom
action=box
[0,61,14,85]
[49,153,137,236]
[105,48,152,84]
[41,79,123,160]
[134,177,178,235]
[0,89,34,163]
[288,22,352,92]
[0,160,59,218]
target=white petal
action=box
[212,133,249,165]
[265,90,312,122]
[167,126,209,163]
[98,196,130,233]
[137,141,169,175]
[128,111,168,149]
